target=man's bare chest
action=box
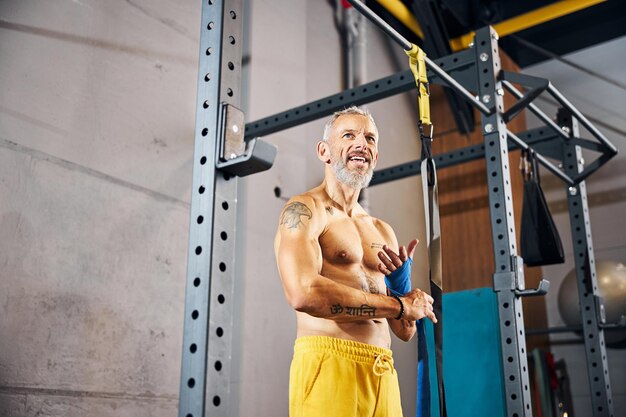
[318,213,389,273]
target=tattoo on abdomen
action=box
[330,304,376,317]
[280,202,312,229]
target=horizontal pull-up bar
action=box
[368,123,613,187]
[347,0,411,50]
[245,48,477,140]
[368,126,576,187]
[374,0,423,39]
[346,0,492,116]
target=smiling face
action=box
[319,113,379,189]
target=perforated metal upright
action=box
[559,110,614,417]
[179,1,243,416]
[475,27,533,417]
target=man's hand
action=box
[377,239,418,275]
[376,238,436,323]
[401,288,437,323]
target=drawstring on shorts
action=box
[373,353,394,376]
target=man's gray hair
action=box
[322,106,377,142]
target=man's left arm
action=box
[376,223,418,342]
[386,288,417,341]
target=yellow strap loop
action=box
[405,43,431,127]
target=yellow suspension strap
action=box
[407,43,448,417]
[405,44,431,131]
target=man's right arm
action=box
[274,196,426,322]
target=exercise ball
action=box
[558,260,626,348]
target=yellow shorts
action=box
[289,336,403,417]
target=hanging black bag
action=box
[520,150,565,266]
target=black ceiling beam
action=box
[499,1,626,67]
[439,0,626,68]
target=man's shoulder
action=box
[286,186,329,212]
[285,190,323,212]
[278,190,327,234]
[366,214,395,236]
[374,216,392,228]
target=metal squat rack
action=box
[178,1,617,416]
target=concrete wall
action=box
[0,0,198,415]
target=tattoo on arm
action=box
[331,304,343,314]
[330,304,377,317]
[280,202,312,229]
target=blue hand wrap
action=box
[385,257,412,296]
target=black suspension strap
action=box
[420,126,447,417]
[407,44,447,417]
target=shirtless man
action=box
[274,106,437,417]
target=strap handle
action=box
[405,44,431,127]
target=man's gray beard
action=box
[332,159,374,189]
